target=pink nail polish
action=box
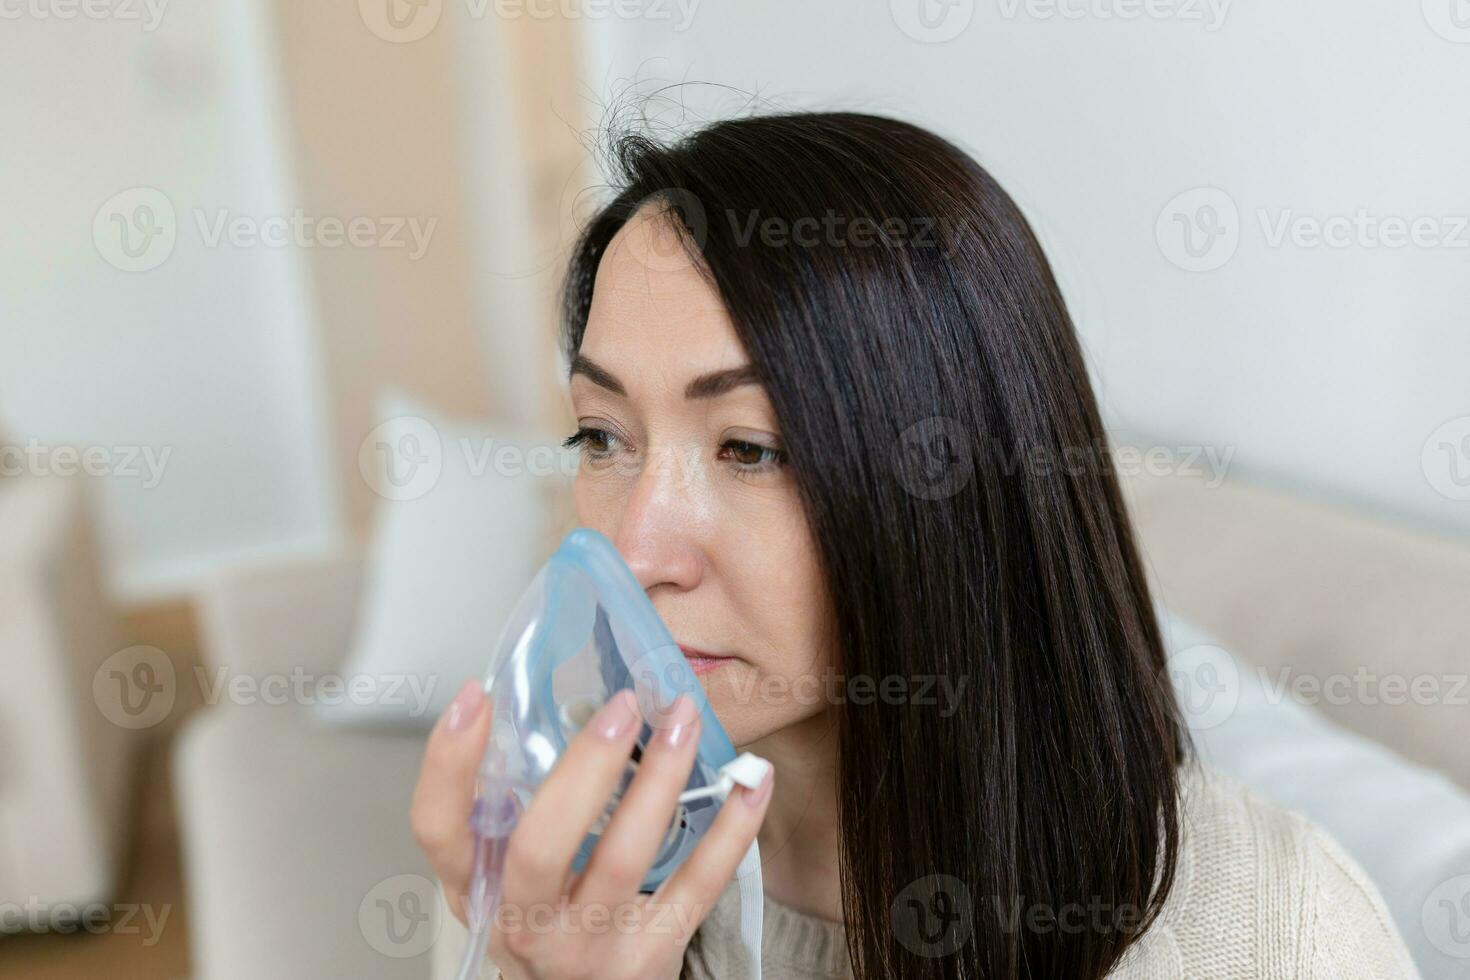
[444,679,484,733]
[655,694,700,749]
[591,689,640,740]
[741,768,774,808]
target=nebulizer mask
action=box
[451,528,767,980]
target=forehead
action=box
[581,207,747,371]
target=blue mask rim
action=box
[549,527,738,770]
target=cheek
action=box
[572,469,624,535]
[706,516,837,744]
[736,528,830,671]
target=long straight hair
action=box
[561,111,1185,980]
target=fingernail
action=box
[741,766,774,808]
[655,694,700,750]
[591,689,641,741]
[444,679,485,734]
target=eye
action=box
[562,425,623,462]
[718,438,787,472]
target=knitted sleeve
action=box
[1303,825,1422,979]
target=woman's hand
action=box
[411,680,774,980]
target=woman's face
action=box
[568,207,836,747]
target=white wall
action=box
[0,0,341,600]
[574,0,1470,538]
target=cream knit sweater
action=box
[681,761,1421,980]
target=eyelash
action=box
[562,426,788,475]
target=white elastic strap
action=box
[676,754,767,980]
[735,839,764,980]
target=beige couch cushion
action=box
[174,706,433,980]
[1126,468,1470,791]
[0,473,131,908]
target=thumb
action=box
[411,678,493,922]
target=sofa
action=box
[0,472,132,915]
[174,458,1470,980]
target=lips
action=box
[678,645,733,676]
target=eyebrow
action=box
[569,353,761,400]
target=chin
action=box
[699,679,817,750]
[699,684,769,748]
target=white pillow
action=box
[317,392,573,729]
[1159,606,1470,980]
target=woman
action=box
[411,112,1417,979]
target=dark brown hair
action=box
[562,110,1185,980]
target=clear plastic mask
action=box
[474,527,736,886]
[453,528,764,980]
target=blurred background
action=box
[2,1,1468,978]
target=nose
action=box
[611,445,707,595]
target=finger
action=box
[652,762,774,938]
[574,695,702,907]
[410,678,492,922]
[500,688,643,917]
